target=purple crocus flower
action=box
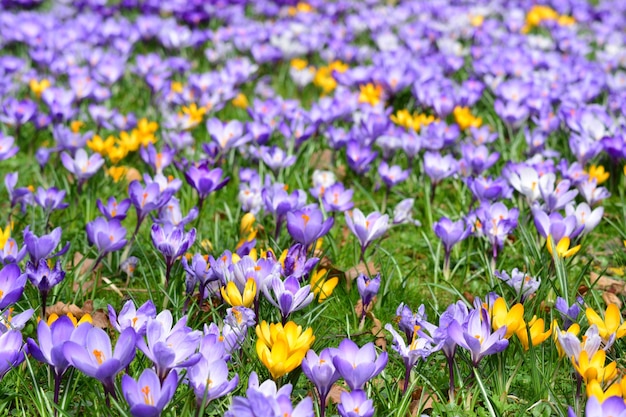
[555,296,583,330]
[423,151,458,186]
[0,330,25,381]
[23,226,69,264]
[301,348,340,417]
[459,144,500,177]
[5,172,32,212]
[108,299,157,336]
[337,390,375,417]
[139,143,175,175]
[137,311,202,381]
[184,164,229,210]
[433,217,471,279]
[260,145,297,173]
[33,187,68,214]
[0,238,27,265]
[578,179,611,206]
[286,205,334,248]
[186,358,239,409]
[97,197,131,221]
[531,206,581,243]
[60,149,104,185]
[25,259,66,318]
[472,202,519,262]
[128,180,175,238]
[0,133,18,161]
[466,177,512,203]
[182,253,218,302]
[262,275,313,323]
[576,396,626,417]
[262,182,307,238]
[207,118,247,152]
[565,202,604,236]
[346,140,378,175]
[86,217,127,261]
[121,368,178,417]
[322,183,354,213]
[224,372,314,417]
[356,273,380,318]
[0,264,26,310]
[63,327,137,398]
[331,339,388,390]
[448,307,509,367]
[150,223,196,284]
[378,161,410,189]
[495,269,540,302]
[435,300,470,399]
[537,173,578,213]
[345,209,389,259]
[280,244,319,282]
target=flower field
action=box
[1,0,626,416]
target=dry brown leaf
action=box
[371,316,387,350]
[311,149,333,170]
[327,384,347,405]
[72,252,100,275]
[345,262,378,282]
[603,292,622,309]
[354,297,377,318]
[46,300,109,328]
[590,272,626,294]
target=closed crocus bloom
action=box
[63,327,137,396]
[150,223,196,283]
[378,161,410,188]
[515,316,552,350]
[0,330,25,380]
[186,358,239,409]
[286,205,334,248]
[255,321,315,379]
[433,217,470,279]
[301,348,340,417]
[586,304,626,341]
[121,368,178,417]
[572,349,617,385]
[221,279,257,308]
[337,390,375,417]
[356,273,380,314]
[331,339,388,391]
[491,297,524,339]
[0,264,26,310]
[553,322,580,359]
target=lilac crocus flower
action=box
[504,164,540,204]
[224,372,314,417]
[423,151,458,186]
[301,348,340,417]
[25,259,66,318]
[280,244,319,282]
[0,264,26,309]
[378,161,410,188]
[0,133,18,161]
[186,358,239,409]
[473,202,519,262]
[137,311,202,381]
[466,177,512,203]
[121,368,178,417]
[433,217,471,278]
[495,269,540,302]
[537,173,578,213]
[262,275,313,323]
[139,143,175,175]
[23,226,69,264]
[448,307,508,367]
[345,209,389,259]
[0,330,25,380]
[286,205,334,248]
[322,183,354,213]
[565,202,604,235]
[128,180,175,236]
[97,197,131,221]
[531,206,581,243]
[262,183,307,238]
[108,299,157,336]
[184,164,229,210]
[33,187,68,214]
[63,327,137,398]
[86,217,127,260]
[331,339,388,390]
[5,172,32,212]
[0,238,27,265]
[260,146,297,173]
[207,118,247,152]
[356,273,380,318]
[574,396,626,417]
[150,223,196,284]
[459,144,500,177]
[346,140,378,175]
[60,149,104,185]
[555,296,583,330]
[337,390,374,417]
[578,179,611,206]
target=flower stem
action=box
[447,355,455,404]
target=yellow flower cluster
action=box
[453,106,483,130]
[29,79,51,99]
[587,165,609,185]
[491,297,552,350]
[358,83,384,107]
[390,109,437,132]
[313,61,348,94]
[0,224,11,248]
[256,321,315,379]
[522,5,575,33]
[287,2,314,16]
[87,118,158,166]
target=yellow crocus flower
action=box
[310,268,338,303]
[358,83,384,107]
[453,106,483,130]
[290,58,308,71]
[240,213,256,235]
[221,278,256,308]
[586,379,622,402]
[515,316,552,350]
[29,79,51,99]
[491,297,524,339]
[107,166,128,183]
[588,165,609,185]
[547,235,581,258]
[0,225,11,248]
[586,304,626,340]
[232,93,249,109]
[47,312,93,327]
[572,350,617,385]
[255,321,315,379]
[87,134,116,155]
